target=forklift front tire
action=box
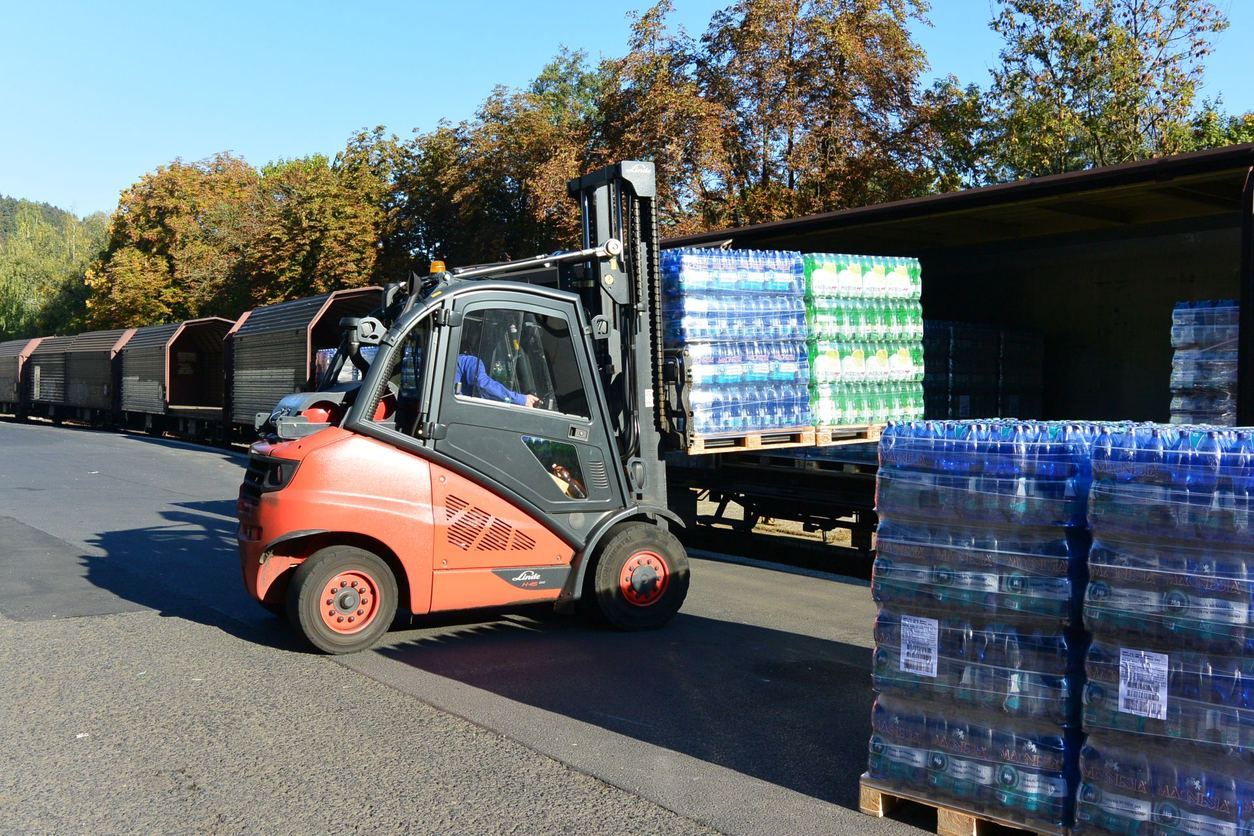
[591,522,690,630]
[287,546,397,654]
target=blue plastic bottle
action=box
[1093,426,1115,481]
[1167,428,1194,511]
[1193,430,1223,512]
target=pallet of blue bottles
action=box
[1075,423,1254,836]
[662,247,816,452]
[866,420,1101,834]
[1170,302,1238,426]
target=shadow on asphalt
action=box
[77,500,920,820]
[376,608,880,812]
[79,500,304,652]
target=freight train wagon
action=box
[120,317,234,440]
[0,337,41,418]
[225,287,381,438]
[21,330,136,425]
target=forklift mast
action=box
[564,161,669,511]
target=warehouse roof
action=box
[665,143,1254,253]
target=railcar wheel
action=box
[287,546,397,654]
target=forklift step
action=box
[815,423,883,447]
[686,427,816,455]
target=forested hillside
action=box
[0,196,107,340]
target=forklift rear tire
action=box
[590,522,689,630]
[287,546,397,654]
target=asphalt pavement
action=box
[0,420,932,835]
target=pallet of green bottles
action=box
[860,774,1071,836]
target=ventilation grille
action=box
[588,460,610,490]
[445,494,537,553]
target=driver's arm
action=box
[459,355,537,406]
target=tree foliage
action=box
[85,135,397,328]
[7,0,1248,337]
[986,0,1228,177]
[0,197,106,340]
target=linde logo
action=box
[512,570,543,583]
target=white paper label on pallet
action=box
[1013,770,1068,799]
[882,743,927,768]
[945,757,994,785]
[1118,648,1169,720]
[1174,810,1237,836]
[899,614,939,678]
[1086,787,1151,820]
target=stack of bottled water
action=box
[869,420,1096,830]
[1076,423,1254,835]
[661,248,811,436]
[1170,301,1238,426]
[804,254,924,427]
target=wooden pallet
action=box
[686,427,816,456]
[816,423,883,447]
[859,775,1067,836]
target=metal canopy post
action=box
[1239,167,1254,427]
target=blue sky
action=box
[2,0,1249,217]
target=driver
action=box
[457,353,540,407]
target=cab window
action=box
[455,308,589,419]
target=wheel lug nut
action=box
[350,580,358,588]
[357,609,363,616]
[361,597,368,604]
[326,599,333,605]
[348,616,355,623]
[337,616,344,623]
[340,581,347,587]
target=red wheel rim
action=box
[619,550,670,607]
[319,571,380,634]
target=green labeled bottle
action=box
[844,298,862,341]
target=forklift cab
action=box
[351,282,629,535]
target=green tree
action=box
[0,197,106,339]
[986,0,1228,178]
[248,149,387,304]
[1181,102,1254,151]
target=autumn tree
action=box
[398,49,603,267]
[697,0,934,225]
[595,1,731,234]
[85,153,261,326]
[986,0,1228,178]
[1182,102,1254,151]
[339,127,411,281]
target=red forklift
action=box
[238,162,691,653]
